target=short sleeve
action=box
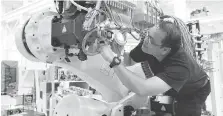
[156,65,189,92]
[130,42,149,62]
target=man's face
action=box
[141,26,169,57]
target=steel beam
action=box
[189,15,223,23]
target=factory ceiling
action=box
[1,0,223,34]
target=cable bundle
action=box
[171,16,197,61]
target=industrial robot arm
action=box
[15,0,152,64]
[15,1,163,116]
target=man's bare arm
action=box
[113,64,171,96]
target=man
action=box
[99,15,211,116]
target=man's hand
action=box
[100,44,116,63]
[111,41,124,56]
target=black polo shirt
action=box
[129,42,209,95]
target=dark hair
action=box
[158,16,182,52]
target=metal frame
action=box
[207,38,223,116]
[190,15,223,23]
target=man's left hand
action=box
[100,44,116,63]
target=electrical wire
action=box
[171,16,197,62]
[115,10,124,27]
[82,0,167,56]
[104,1,146,41]
[93,9,110,20]
[104,2,122,28]
[54,0,60,14]
[102,2,113,20]
[82,28,99,56]
[69,0,88,11]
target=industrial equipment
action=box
[15,0,163,116]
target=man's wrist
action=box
[113,56,124,68]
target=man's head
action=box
[141,16,182,61]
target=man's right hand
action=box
[110,41,136,66]
[99,44,115,63]
[110,41,124,56]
